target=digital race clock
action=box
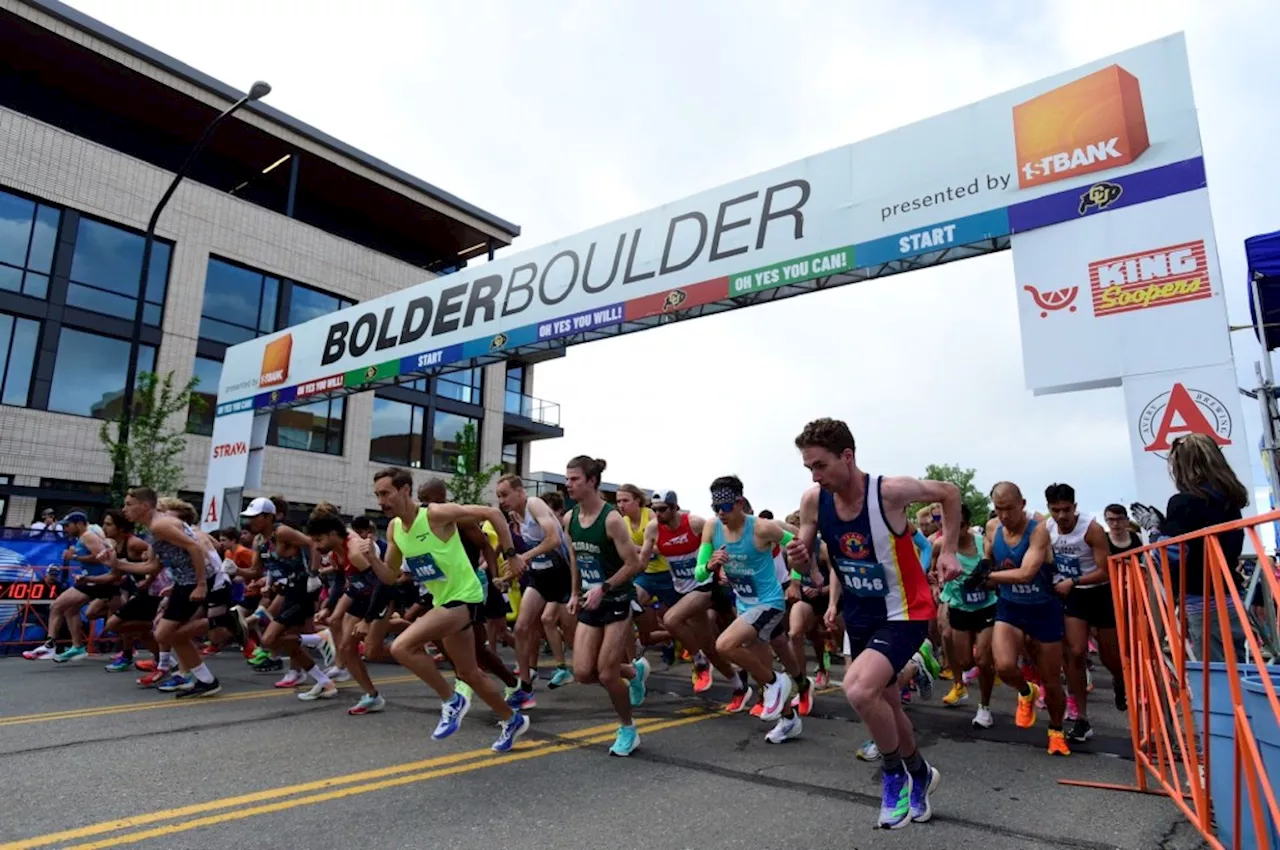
[0,580,62,602]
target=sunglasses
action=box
[712,501,737,514]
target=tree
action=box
[100,371,203,504]
[909,463,991,527]
[447,420,504,505]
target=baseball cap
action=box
[240,497,277,518]
[653,490,678,508]
[61,510,88,524]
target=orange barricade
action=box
[1062,510,1280,850]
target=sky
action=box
[65,0,1280,525]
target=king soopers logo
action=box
[1024,285,1079,318]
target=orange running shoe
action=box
[693,667,713,693]
[134,659,157,672]
[792,686,813,716]
[725,686,754,713]
[1047,728,1071,756]
[1015,682,1040,729]
[749,700,765,718]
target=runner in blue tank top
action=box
[695,475,806,745]
[786,418,963,830]
[981,481,1070,757]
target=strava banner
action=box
[214,33,1203,414]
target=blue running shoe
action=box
[609,724,639,757]
[53,645,87,664]
[909,763,940,823]
[505,688,533,710]
[105,654,132,672]
[548,666,574,689]
[878,768,913,829]
[629,657,650,707]
[432,690,470,740]
[492,711,529,752]
[157,673,193,693]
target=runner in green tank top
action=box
[367,466,530,753]
[931,505,997,726]
[563,455,649,757]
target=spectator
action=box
[29,508,63,536]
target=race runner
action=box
[787,418,961,828]
[369,467,530,751]
[24,511,110,662]
[617,484,674,661]
[936,505,997,728]
[563,456,650,757]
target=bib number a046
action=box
[405,553,444,585]
[836,559,888,597]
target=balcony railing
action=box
[504,391,561,427]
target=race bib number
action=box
[348,571,370,592]
[836,559,888,598]
[577,554,604,589]
[668,556,697,583]
[726,570,757,600]
[963,589,991,606]
[405,553,444,585]
[1054,553,1083,580]
[1010,582,1046,600]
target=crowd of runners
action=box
[20,416,1152,831]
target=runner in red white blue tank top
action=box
[787,418,963,830]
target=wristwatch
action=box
[600,581,612,594]
[502,547,517,560]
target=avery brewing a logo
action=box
[260,334,293,388]
[1138,383,1232,459]
[1090,240,1211,317]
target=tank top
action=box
[815,475,936,626]
[519,501,569,571]
[940,537,996,611]
[391,507,483,606]
[339,533,377,597]
[569,502,631,602]
[627,507,669,575]
[1108,531,1142,556]
[1049,512,1104,587]
[993,518,1055,605]
[656,514,701,594]
[258,531,308,592]
[711,515,785,613]
[76,525,108,577]
[152,523,214,587]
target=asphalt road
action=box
[0,651,1210,850]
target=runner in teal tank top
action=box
[563,455,649,758]
[932,505,997,724]
[368,466,530,753]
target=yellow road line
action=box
[54,713,717,850]
[0,675,422,728]
[0,716,683,850]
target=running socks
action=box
[191,663,216,684]
[881,748,903,773]
[903,749,925,774]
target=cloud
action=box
[64,0,1280,523]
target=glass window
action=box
[288,284,351,327]
[0,312,39,407]
[47,328,155,419]
[504,365,526,416]
[430,411,478,473]
[502,441,521,475]
[438,367,482,405]
[0,189,61,298]
[68,217,169,325]
[269,397,344,456]
[200,258,280,344]
[186,357,222,436]
[369,398,424,467]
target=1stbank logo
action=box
[260,334,292,388]
[1138,383,1232,458]
[1024,285,1079,318]
[1089,240,1211,317]
[1012,64,1150,190]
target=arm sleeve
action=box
[693,542,714,584]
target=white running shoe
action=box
[761,673,793,721]
[327,667,352,683]
[316,629,336,670]
[765,714,802,744]
[298,682,338,701]
[972,705,994,728]
[22,644,56,660]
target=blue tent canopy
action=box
[1246,229,1280,351]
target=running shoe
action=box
[911,653,934,701]
[1086,666,1094,694]
[348,693,386,715]
[316,629,337,670]
[878,769,913,829]
[53,645,87,663]
[972,705,994,729]
[1067,717,1094,743]
[548,666,574,689]
[942,683,968,706]
[505,688,534,710]
[1066,695,1079,721]
[726,686,754,713]
[609,724,639,757]
[492,711,530,753]
[326,666,352,683]
[134,658,157,672]
[22,643,56,660]
[105,654,132,672]
[432,690,471,740]
[175,677,221,698]
[856,739,880,761]
[792,680,813,716]
[765,714,802,744]
[692,666,713,693]
[938,667,954,681]
[962,666,980,686]
[749,701,765,719]
[908,763,941,823]
[1015,683,1041,729]
[200,643,219,657]
[274,669,306,688]
[629,657,650,707]
[137,668,171,687]
[917,641,942,679]
[761,673,793,721]
[157,673,193,693]
[814,669,830,689]
[251,658,284,673]
[248,647,271,665]
[1047,728,1072,756]
[298,682,338,701]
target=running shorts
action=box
[205,585,232,611]
[527,565,571,605]
[483,581,509,621]
[995,597,1065,644]
[344,590,376,621]
[116,593,161,623]
[740,605,787,642]
[635,571,681,609]
[792,589,829,622]
[1063,586,1116,629]
[238,594,262,612]
[947,603,997,635]
[691,581,736,616]
[577,595,632,628]
[75,581,122,601]
[441,598,480,630]
[162,584,202,623]
[362,583,397,623]
[842,620,930,683]
[276,591,316,628]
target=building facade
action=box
[0,0,563,526]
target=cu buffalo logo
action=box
[269,390,280,403]
[364,366,377,381]
[662,289,688,313]
[1024,285,1079,318]
[490,332,508,351]
[840,531,871,561]
[1078,181,1122,215]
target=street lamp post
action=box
[111,81,271,497]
